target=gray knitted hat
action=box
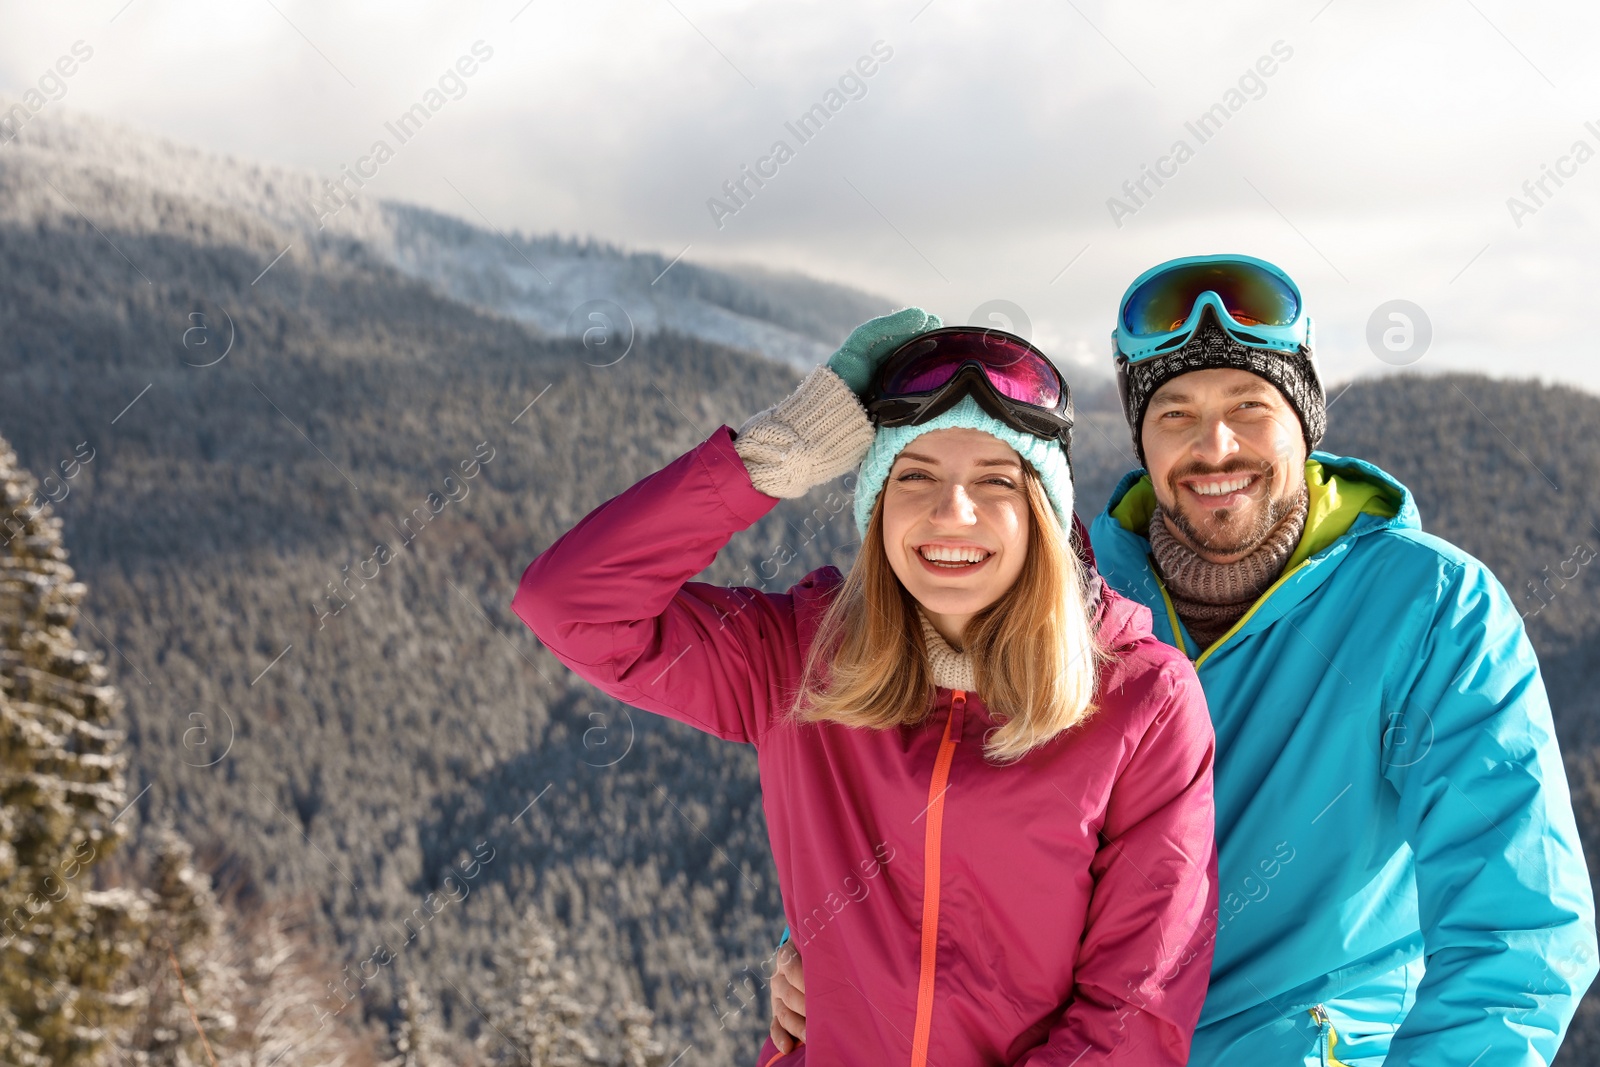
[1120,319,1325,468]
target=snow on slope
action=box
[0,100,890,373]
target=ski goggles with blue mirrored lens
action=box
[1113,254,1310,364]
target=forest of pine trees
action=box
[0,435,680,1063]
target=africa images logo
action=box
[1106,40,1294,228]
[706,41,894,229]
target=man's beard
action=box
[1163,459,1297,559]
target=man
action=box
[769,254,1598,1064]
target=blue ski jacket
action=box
[1089,452,1597,1066]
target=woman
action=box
[512,308,1217,1065]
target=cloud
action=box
[2,0,1598,390]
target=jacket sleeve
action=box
[511,426,803,746]
[1015,658,1220,1066]
[1381,560,1598,1067]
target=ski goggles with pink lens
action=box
[866,326,1075,462]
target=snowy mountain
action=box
[0,98,892,374]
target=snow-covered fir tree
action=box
[0,436,144,1066]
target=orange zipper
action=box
[910,689,965,1067]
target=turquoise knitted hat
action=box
[852,393,1074,537]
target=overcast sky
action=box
[5,0,1600,392]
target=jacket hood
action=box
[1074,512,1151,651]
[1093,452,1413,663]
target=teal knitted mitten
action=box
[824,307,943,396]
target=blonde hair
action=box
[792,458,1109,763]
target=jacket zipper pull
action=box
[1310,1005,1344,1066]
[950,689,967,742]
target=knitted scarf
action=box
[915,605,976,692]
[911,570,1106,694]
[1147,484,1309,650]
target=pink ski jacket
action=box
[511,427,1218,1066]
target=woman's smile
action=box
[915,541,994,574]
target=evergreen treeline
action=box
[0,437,381,1063]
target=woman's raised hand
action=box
[731,308,943,500]
[825,307,943,396]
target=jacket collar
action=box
[1094,452,1415,659]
